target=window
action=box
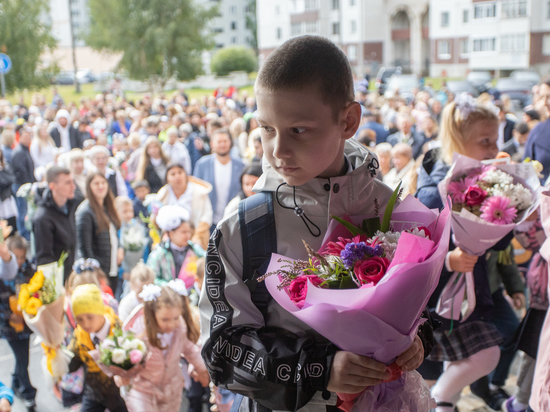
[291,22,302,36]
[438,40,450,59]
[460,38,469,55]
[350,0,355,5]
[441,12,449,27]
[543,34,550,55]
[501,34,527,52]
[332,0,339,10]
[231,37,237,44]
[305,0,317,10]
[473,37,497,52]
[474,2,497,19]
[230,5,237,14]
[332,22,340,35]
[502,0,527,18]
[71,10,79,17]
[231,21,237,30]
[213,27,223,33]
[463,10,469,23]
[351,20,357,34]
[348,45,357,60]
[305,20,318,33]
[277,27,281,39]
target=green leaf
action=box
[381,182,402,233]
[339,276,358,289]
[362,217,381,238]
[331,216,366,237]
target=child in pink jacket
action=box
[117,280,209,412]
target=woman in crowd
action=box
[0,150,16,237]
[111,110,132,137]
[30,123,57,168]
[75,172,122,292]
[135,137,169,194]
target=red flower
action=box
[383,361,403,383]
[354,257,390,286]
[326,235,369,255]
[464,186,487,207]
[288,275,324,308]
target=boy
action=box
[131,180,150,219]
[199,36,433,412]
[382,143,415,193]
[68,284,128,412]
[0,236,37,411]
[0,380,13,412]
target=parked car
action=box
[510,70,541,87]
[495,78,533,108]
[76,69,96,84]
[54,70,75,85]
[384,75,420,100]
[446,80,480,97]
[375,67,402,95]
[466,71,492,94]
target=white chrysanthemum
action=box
[370,230,400,260]
[122,339,134,351]
[133,339,146,353]
[111,348,127,365]
[480,169,514,185]
[490,182,532,210]
[408,227,430,239]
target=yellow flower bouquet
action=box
[17,252,71,378]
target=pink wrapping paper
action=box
[264,195,452,411]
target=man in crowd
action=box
[11,127,35,240]
[33,166,79,283]
[50,109,82,151]
[386,113,424,159]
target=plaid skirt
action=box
[427,320,504,362]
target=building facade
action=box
[208,0,255,49]
[258,0,550,78]
[49,0,89,47]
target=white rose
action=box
[122,339,134,351]
[111,348,127,365]
[134,339,146,352]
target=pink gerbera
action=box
[480,196,517,225]
[447,177,478,204]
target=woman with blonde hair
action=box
[30,123,57,168]
[135,137,170,194]
[1,129,15,164]
[111,109,131,137]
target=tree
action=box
[211,46,257,76]
[245,0,257,55]
[86,0,217,90]
[0,0,58,94]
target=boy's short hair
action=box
[46,166,71,184]
[391,143,413,159]
[255,35,354,121]
[114,195,133,209]
[6,235,27,252]
[514,122,530,135]
[132,179,150,190]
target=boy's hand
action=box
[327,351,389,394]
[0,398,11,412]
[512,292,526,310]
[0,244,11,263]
[114,376,130,387]
[395,335,424,372]
[449,248,478,273]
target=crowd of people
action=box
[0,34,549,412]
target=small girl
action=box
[119,280,209,412]
[118,264,155,322]
[147,205,205,287]
[415,94,503,412]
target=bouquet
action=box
[262,187,452,412]
[88,327,148,379]
[120,220,148,272]
[17,252,71,378]
[437,154,541,322]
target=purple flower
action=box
[341,242,384,268]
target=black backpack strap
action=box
[238,192,277,320]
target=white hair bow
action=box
[167,279,188,296]
[139,284,162,302]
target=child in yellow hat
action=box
[67,284,128,412]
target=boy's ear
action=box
[341,101,362,141]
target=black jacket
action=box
[11,144,36,185]
[144,163,165,194]
[33,188,79,283]
[503,118,515,144]
[75,199,115,276]
[0,166,15,202]
[50,126,83,150]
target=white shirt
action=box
[103,167,129,197]
[56,123,71,153]
[213,158,232,224]
[90,316,111,346]
[167,184,194,216]
[162,141,192,175]
[30,139,57,168]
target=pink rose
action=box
[354,257,390,286]
[129,349,143,365]
[288,275,324,308]
[464,186,487,207]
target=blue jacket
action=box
[524,119,550,183]
[357,122,390,144]
[193,154,245,222]
[0,381,13,405]
[387,130,425,159]
[415,151,495,328]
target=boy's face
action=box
[75,313,106,334]
[12,248,26,268]
[118,203,134,223]
[134,186,149,200]
[392,153,411,171]
[256,86,359,187]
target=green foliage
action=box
[85,0,217,86]
[245,0,257,54]
[210,46,257,76]
[0,0,58,94]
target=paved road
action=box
[1,336,519,412]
